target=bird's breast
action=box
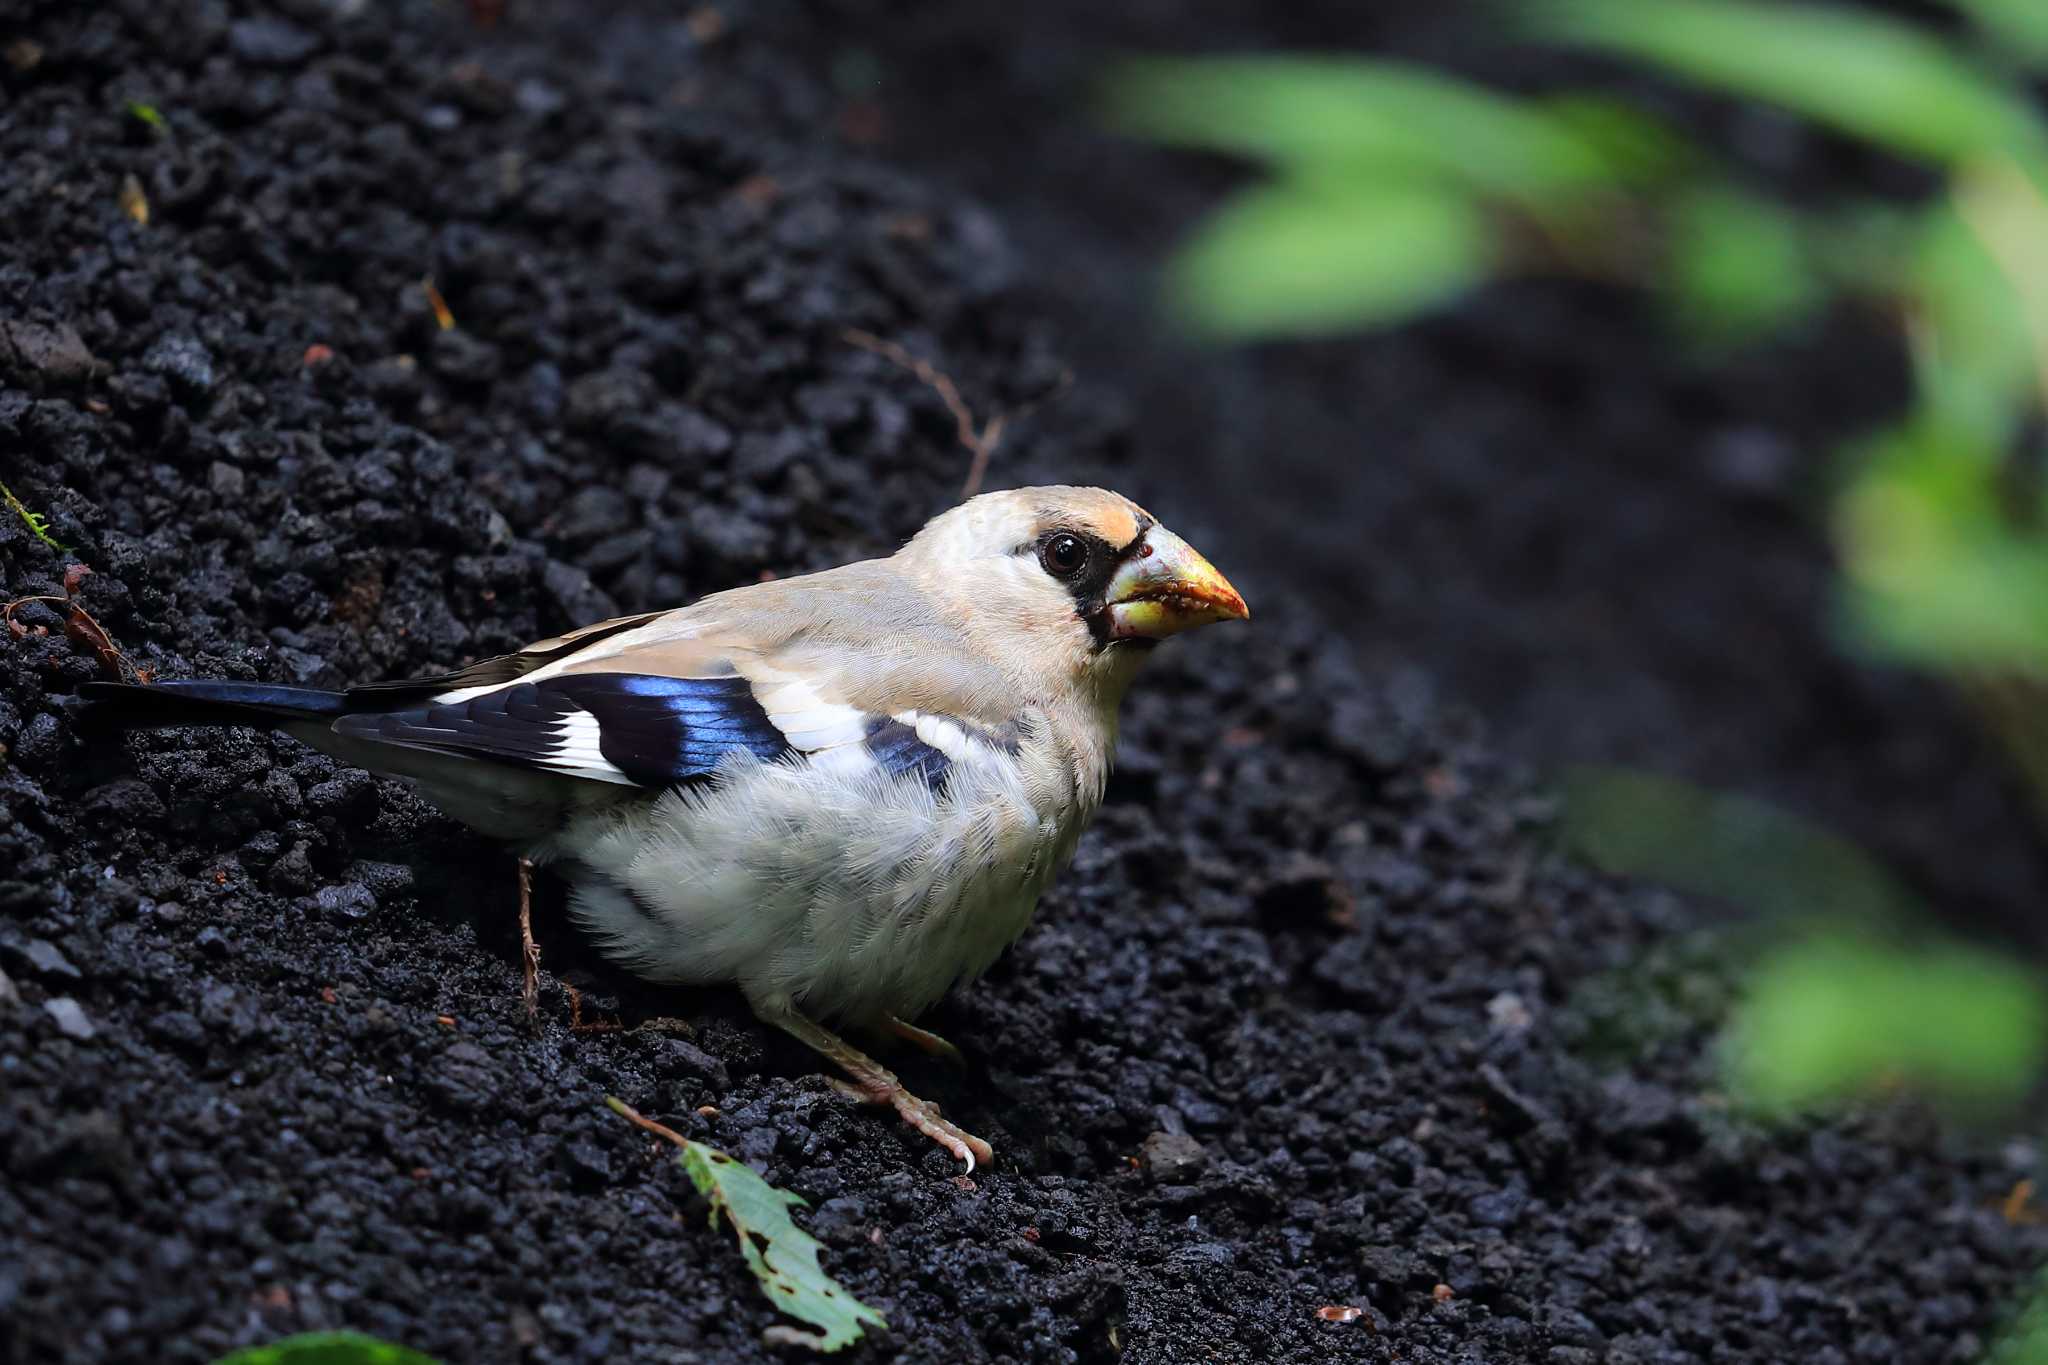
[556,717,1102,1024]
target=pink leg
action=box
[885,1014,966,1067]
[760,1005,993,1173]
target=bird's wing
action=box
[343,609,669,703]
[331,663,795,789]
[327,576,1025,793]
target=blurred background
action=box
[769,0,2048,1133]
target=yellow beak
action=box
[1103,526,1250,641]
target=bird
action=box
[81,485,1248,1170]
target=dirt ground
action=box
[2,3,2045,1363]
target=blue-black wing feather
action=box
[332,674,793,788]
[861,717,952,788]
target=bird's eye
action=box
[1039,532,1089,579]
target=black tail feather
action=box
[78,680,351,730]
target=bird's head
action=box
[900,485,1249,703]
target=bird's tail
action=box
[78,680,351,730]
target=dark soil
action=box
[1,4,2044,1365]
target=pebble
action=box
[44,997,95,1039]
[141,333,217,401]
[0,318,97,387]
[1140,1131,1209,1183]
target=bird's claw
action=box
[891,1092,994,1174]
[831,1078,993,1172]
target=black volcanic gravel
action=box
[2,3,2045,1364]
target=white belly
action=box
[550,744,1089,1024]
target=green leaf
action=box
[211,1333,441,1365]
[125,100,167,133]
[1665,186,1821,341]
[1562,767,1923,925]
[1909,189,2042,449]
[1165,179,1494,338]
[1990,1281,2048,1364]
[1835,418,2048,671]
[608,1099,884,1353]
[1103,56,1614,200]
[1534,93,1701,188]
[0,478,69,553]
[1726,932,2048,1112]
[1943,0,2048,67]
[1537,0,2043,164]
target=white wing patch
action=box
[539,709,635,785]
[432,682,513,706]
[902,711,974,761]
[752,675,871,753]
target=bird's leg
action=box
[517,855,540,1020]
[885,1014,966,1068]
[758,1005,994,1173]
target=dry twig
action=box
[564,982,625,1033]
[842,328,1072,500]
[4,564,141,682]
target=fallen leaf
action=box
[118,173,149,225]
[608,1097,886,1352]
[125,101,167,133]
[63,602,128,679]
[421,277,454,331]
[2005,1178,2036,1224]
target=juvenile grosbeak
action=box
[86,486,1249,1169]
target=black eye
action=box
[1039,532,1089,579]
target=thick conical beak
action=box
[1103,526,1250,641]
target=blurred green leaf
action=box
[608,1099,884,1352]
[124,100,167,132]
[1944,0,2048,67]
[1562,768,1923,924]
[1103,56,1614,199]
[1666,186,1821,340]
[1812,201,1923,297]
[1836,418,2048,670]
[1535,93,1700,187]
[212,1334,440,1365]
[1537,0,2043,164]
[1910,188,2043,448]
[1165,179,1493,338]
[1991,1282,2048,1364]
[1727,932,2048,1111]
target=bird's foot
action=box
[761,1004,993,1174]
[832,1076,994,1173]
[884,1014,966,1068]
